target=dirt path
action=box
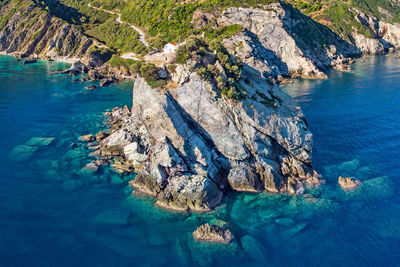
[87,3,149,48]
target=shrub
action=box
[140,62,159,82]
[167,64,177,73]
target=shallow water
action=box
[0,54,399,266]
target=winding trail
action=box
[87,3,149,51]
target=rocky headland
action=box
[4,0,400,213]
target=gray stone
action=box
[227,162,262,192]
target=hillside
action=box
[2,0,400,79]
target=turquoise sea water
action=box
[0,54,399,266]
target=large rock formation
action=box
[219,3,360,81]
[100,55,321,211]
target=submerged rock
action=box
[192,223,233,244]
[25,137,55,146]
[79,162,99,176]
[241,235,268,263]
[338,176,361,190]
[9,144,38,162]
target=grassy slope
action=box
[289,0,400,41]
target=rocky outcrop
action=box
[219,3,360,81]
[338,176,361,190]
[192,223,233,244]
[352,8,400,54]
[100,54,321,211]
[0,2,110,67]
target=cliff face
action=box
[101,59,320,212]
[0,2,108,66]
[219,3,360,80]
[351,8,400,54]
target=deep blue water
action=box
[0,54,400,266]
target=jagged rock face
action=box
[352,8,400,54]
[103,62,320,212]
[219,3,360,80]
[0,4,104,65]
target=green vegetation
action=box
[108,55,137,69]
[289,0,400,41]
[205,24,243,41]
[86,18,147,54]
[292,0,322,14]
[4,0,400,72]
[320,2,374,40]
[176,36,245,100]
[89,0,277,45]
[133,61,166,88]
[88,46,113,63]
[176,37,209,64]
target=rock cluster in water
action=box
[192,223,233,244]
[97,54,322,212]
[338,176,361,190]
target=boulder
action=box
[100,129,135,156]
[100,77,117,87]
[78,134,95,142]
[338,176,361,190]
[192,223,233,244]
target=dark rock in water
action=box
[78,134,95,142]
[85,85,98,90]
[338,176,361,190]
[62,61,88,75]
[193,223,233,244]
[23,59,37,64]
[69,142,78,149]
[72,79,80,82]
[88,69,104,80]
[100,77,117,87]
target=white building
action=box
[163,42,179,54]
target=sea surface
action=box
[0,54,399,266]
